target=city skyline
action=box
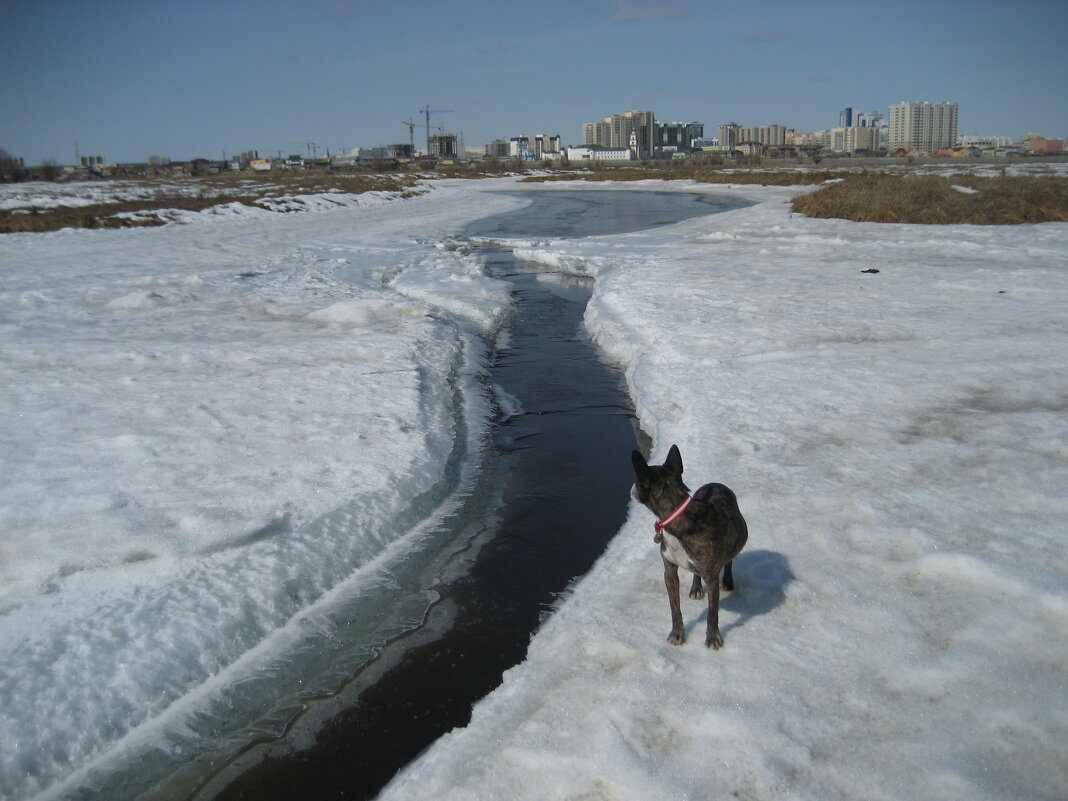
[2,0,1066,166]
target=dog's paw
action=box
[689,588,706,600]
[689,576,705,600]
[705,630,724,650]
[667,630,686,646]
[720,579,734,592]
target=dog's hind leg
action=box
[704,578,724,650]
[689,574,705,600]
[664,560,686,645]
[722,561,735,592]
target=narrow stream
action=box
[202,190,748,801]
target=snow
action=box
[0,180,195,211]
[378,179,1068,801]
[0,181,522,801]
[2,174,1067,801]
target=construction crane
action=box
[419,105,453,154]
[401,119,417,152]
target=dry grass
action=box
[791,173,1068,224]
[522,164,837,186]
[6,167,1067,232]
[433,160,533,178]
[0,172,422,233]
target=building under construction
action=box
[428,133,458,159]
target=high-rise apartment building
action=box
[825,126,880,153]
[583,110,655,156]
[582,120,609,147]
[718,123,740,148]
[657,121,704,149]
[855,110,883,129]
[747,125,787,146]
[719,123,786,148]
[528,134,561,157]
[888,101,958,152]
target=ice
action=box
[379,179,1068,801]
[389,250,513,334]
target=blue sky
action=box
[2,0,1066,164]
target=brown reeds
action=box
[521,164,837,186]
[791,173,1068,224]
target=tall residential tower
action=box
[583,110,656,157]
[888,101,958,153]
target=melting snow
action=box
[1,175,1066,801]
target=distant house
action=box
[330,152,360,168]
[284,154,305,169]
[189,158,222,176]
[511,141,536,161]
[1028,137,1064,154]
[249,158,273,171]
[232,150,259,170]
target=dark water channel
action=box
[206,190,746,801]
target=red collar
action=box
[653,495,692,542]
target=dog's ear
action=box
[665,444,683,476]
[631,450,651,482]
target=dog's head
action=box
[630,444,687,511]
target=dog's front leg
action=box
[663,560,685,645]
[705,574,723,649]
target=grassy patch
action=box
[791,173,1068,224]
[521,164,836,186]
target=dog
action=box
[631,445,748,649]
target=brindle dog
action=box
[631,445,748,649]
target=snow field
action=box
[2,175,1065,800]
[0,179,412,214]
[0,180,202,212]
[379,181,1068,800]
[0,181,523,800]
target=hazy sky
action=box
[3,0,1066,164]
